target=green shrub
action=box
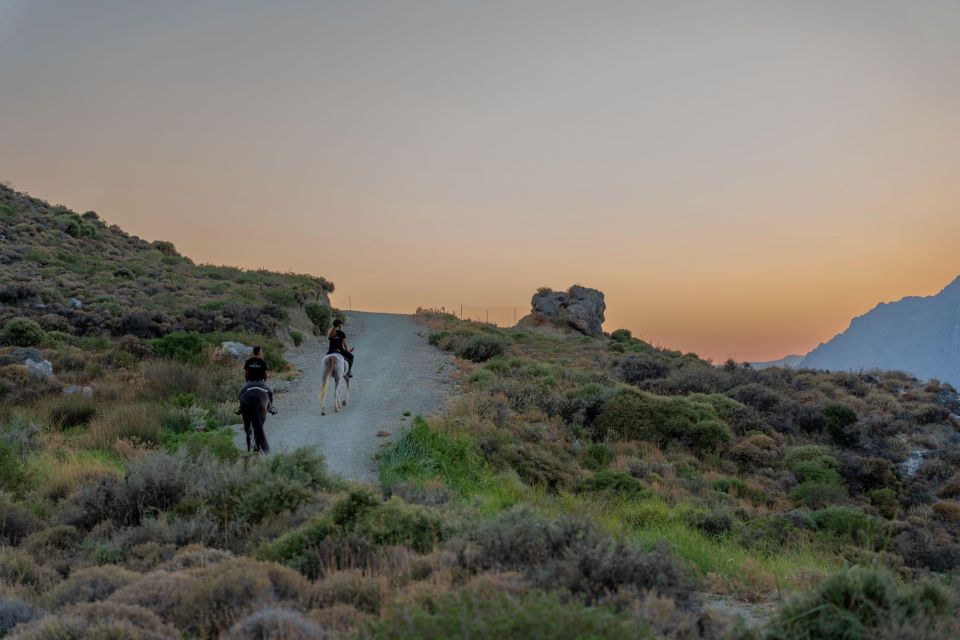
[1,317,45,346]
[609,328,632,342]
[365,590,649,640]
[824,403,859,445]
[869,488,900,519]
[765,567,955,640]
[289,330,304,347]
[594,388,731,451]
[573,470,649,498]
[428,331,449,347]
[166,429,240,461]
[378,418,491,498]
[811,507,885,546]
[304,303,333,333]
[152,332,207,363]
[793,481,848,509]
[457,335,508,363]
[786,446,841,483]
[583,443,613,470]
[262,488,443,577]
[0,442,30,493]
[561,383,615,428]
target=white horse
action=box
[318,353,350,415]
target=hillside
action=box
[2,185,960,638]
[0,183,333,338]
[801,277,960,387]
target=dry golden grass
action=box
[34,450,121,502]
[84,402,163,450]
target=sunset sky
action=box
[1,0,958,362]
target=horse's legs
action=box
[319,370,329,416]
[333,373,341,412]
[253,404,270,455]
[241,413,252,452]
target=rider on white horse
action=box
[327,318,354,378]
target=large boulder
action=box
[24,358,53,379]
[519,285,606,336]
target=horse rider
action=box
[327,319,354,379]
[238,346,277,414]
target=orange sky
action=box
[1,1,958,361]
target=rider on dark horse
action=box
[328,319,354,379]
[238,346,277,414]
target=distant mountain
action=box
[798,276,960,387]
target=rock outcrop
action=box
[220,341,253,359]
[518,285,606,336]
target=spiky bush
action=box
[764,567,956,640]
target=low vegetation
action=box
[2,184,959,637]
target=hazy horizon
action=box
[2,0,958,361]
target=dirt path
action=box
[233,311,453,483]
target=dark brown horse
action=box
[239,385,271,454]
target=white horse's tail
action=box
[319,355,336,399]
[319,354,348,414]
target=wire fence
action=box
[458,305,522,326]
[412,304,526,327]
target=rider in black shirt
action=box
[327,319,354,378]
[239,346,277,414]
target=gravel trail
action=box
[233,311,453,483]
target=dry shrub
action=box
[46,565,139,609]
[705,558,778,603]
[172,559,308,637]
[937,475,960,499]
[109,570,195,622]
[8,601,177,639]
[463,571,528,598]
[311,570,388,614]
[729,434,780,469]
[0,548,61,595]
[160,545,233,572]
[0,502,44,546]
[139,360,202,399]
[112,559,310,639]
[20,526,82,577]
[310,603,368,634]
[94,375,142,403]
[932,501,960,523]
[223,608,327,640]
[628,592,734,640]
[85,403,163,450]
[36,453,119,502]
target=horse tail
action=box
[251,409,270,454]
[319,355,334,400]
